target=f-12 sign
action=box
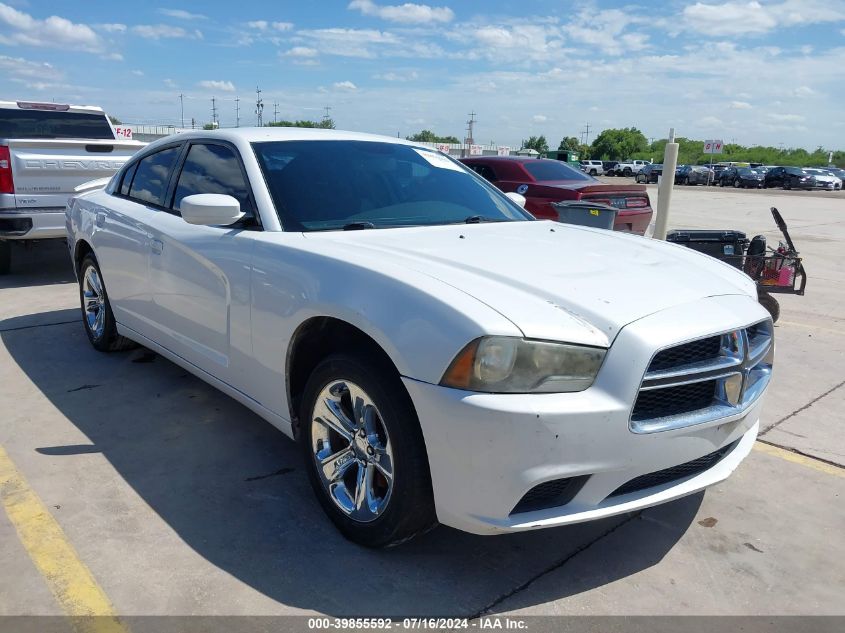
[703,139,723,154]
[113,126,133,140]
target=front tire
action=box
[299,353,436,547]
[758,290,780,323]
[734,179,741,188]
[78,254,135,352]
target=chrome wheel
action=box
[310,380,394,523]
[82,265,106,339]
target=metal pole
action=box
[179,93,184,129]
[653,128,679,241]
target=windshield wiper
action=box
[463,215,502,224]
[342,221,376,230]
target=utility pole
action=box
[179,93,184,129]
[323,105,332,122]
[273,101,279,124]
[255,86,263,127]
[235,96,240,127]
[464,111,477,157]
[581,122,592,146]
[211,96,218,128]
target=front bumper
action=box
[0,209,66,240]
[406,294,770,535]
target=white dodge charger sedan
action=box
[66,128,773,547]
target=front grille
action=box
[632,380,717,421]
[510,476,589,515]
[630,321,773,434]
[648,335,722,371]
[608,439,740,498]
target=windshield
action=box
[523,160,592,182]
[0,108,115,139]
[252,140,531,231]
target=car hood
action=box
[305,221,756,348]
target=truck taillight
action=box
[0,145,14,194]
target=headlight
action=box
[440,336,606,393]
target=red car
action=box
[460,156,653,234]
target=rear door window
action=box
[172,143,253,215]
[128,146,180,206]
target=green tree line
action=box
[581,127,842,166]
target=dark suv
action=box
[764,166,815,190]
[602,161,620,176]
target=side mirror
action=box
[505,191,527,208]
[180,194,245,226]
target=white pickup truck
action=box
[614,159,651,177]
[0,101,144,274]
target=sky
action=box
[1,0,844,149]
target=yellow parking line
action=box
[754,441,845,478]
[0,445,128,633]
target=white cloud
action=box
[681,1,845,36]
[131,69,144,76]
[96,23,127,33]
[298,28,400,58]
[247,19,292,31]
[564,9,650,55]
[0,2,103,52]
[792,86,816,97]
[198,80,236,92]
[283,46,318,58]
[101,52,124,61]
[768,113,805,122]
[730,100,753,109]
[333,80,358,91]
[132,24,201,39]
[348,0,454,24]
[532,114,548,123]
[0,54,63,80]
[471,24,564,62]
[158,9,208,20]
[374,70,419,81]
[163,78,177,88]
[701,116,724,127]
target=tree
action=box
[522,135,549,153]
[590,127,648,160]
[266,118,336,129]
[108,115,122,125]
[558,136,579,151]
[406,130,460,144]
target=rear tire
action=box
[299,352,437,548]
[734,179,741,188]
[78,254,136,352]
[623,168,632,177]
[0,240,10,275]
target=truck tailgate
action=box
[5,139,144,210]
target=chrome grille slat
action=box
[630,320,773,434]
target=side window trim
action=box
[113,142,185,210]
[168,139,262,228]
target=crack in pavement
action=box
[467,512,641,619]
[760,378,845,435]
[0,319,78,333]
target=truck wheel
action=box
[589,169,597,176]
[0,240,10,275]
[757,290,780,323]
[734,179,741,188]
[300,352,437,548]
[78,254,136,352]
[623,168,632,177]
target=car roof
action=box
[460,156,549,163]
[142,126,428,148]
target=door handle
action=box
[150,239,163,255]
